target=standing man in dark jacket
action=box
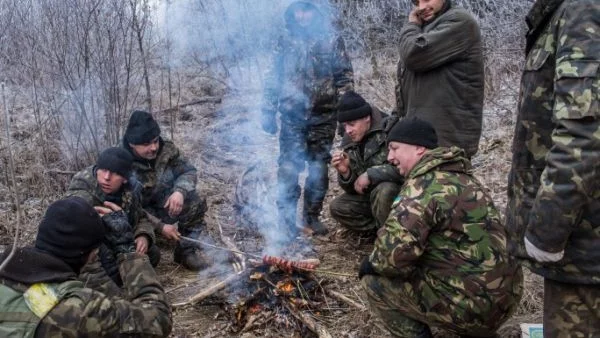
[261,1,354,236]
[395,0,483,158]
[506,0,599,336]
[0,197,172,337]
[123,110,210,271]
[329,91,402,233]
[67,147,160,285]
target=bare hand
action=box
[354,172,371,194]
[164,191,184,218]
[331,151,350,178]
[162,224,181,241]
[409,7,423,25]
[94,201,123,217]
[135,236,149,254]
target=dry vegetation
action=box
[0,0,543,337]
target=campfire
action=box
[172,251,363,337]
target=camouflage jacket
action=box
[395,3,483,158]
[0,247,172,337]
[66,165,155,245]
[370,148,520,309]
[338,109,403,194]
[124,139,198,211]
[263,3,353,122]
[506,0,600,284]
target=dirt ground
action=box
[152,90,543,338]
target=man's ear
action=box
[415,146,428,156]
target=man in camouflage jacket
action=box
[329,91,403,233]
[0,197,172,337]
[361,118,522,337]
[395,0,483,158]
[506,0,600,335]
[122,110,209,271]
[261,1,354,236]
[66,147,160,286]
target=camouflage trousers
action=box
[361,273,518,337]
[277,114,336,230]
[329,182,400,232]
[543,278,600,337]
[146,191,207,253]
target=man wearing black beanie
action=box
[121,110,211,271]
[329,91,403,235]
[359,117,523,337]
[0,197,172,337]
[67,147,160,285]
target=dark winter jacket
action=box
[395,3,484,158]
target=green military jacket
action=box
[370,147,520,314]
[395,2,483,157]
[0,248,172,337]
[263,1,353,122]
[506,0,600,284]
[338,109,402,194]
[66,166,155,245]
[125,139,197,212]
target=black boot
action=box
[146,244,161,267]
[173,245,211,271]
[305,214,328,235]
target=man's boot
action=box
[304,213,328,235]
[173,245,211,271]
[147,244,161,267]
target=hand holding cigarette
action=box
[331,150,350,178]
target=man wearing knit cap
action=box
[0,196,172,337]
[329,91,403,234]
[67,147,160,286]
[360,117,523,337]
[122,110,210,271]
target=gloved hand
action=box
[524,236,564,263]
[358,256,377,279]
[102,210,136,255]
[261,109,277,135]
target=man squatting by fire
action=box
[261,0,354,236]
[121,110,211,271]
[329,91,403,234]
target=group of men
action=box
[0,0,597,337]
[262,0,598,337]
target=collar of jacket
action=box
[0,247,77,286]
[407,146,471,179]
[423,0,453,28]
[525,0,565,54]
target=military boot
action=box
[304,214,328,235]
[173,245,211,271]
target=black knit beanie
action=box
[96,147,133,178]
[387,117,438,149]
[337,91,372,122]
[35,197,105,273]
[124,110,161,145]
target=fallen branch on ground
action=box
[284,300,332,338]
[171,270,247,308]
[325,289,367,311]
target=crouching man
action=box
[330,91,403,233]
[360,117,523,337]
[122,110,210,270]
[0,196,172,337]
[67,147,160,285]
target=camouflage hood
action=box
[408,146,471,180]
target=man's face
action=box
[294,8,315,27]
[129,137,159,160]
[387,141,426,176]
[343,116,371,143]
[96,168,127,194]
[415,0,445,22]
